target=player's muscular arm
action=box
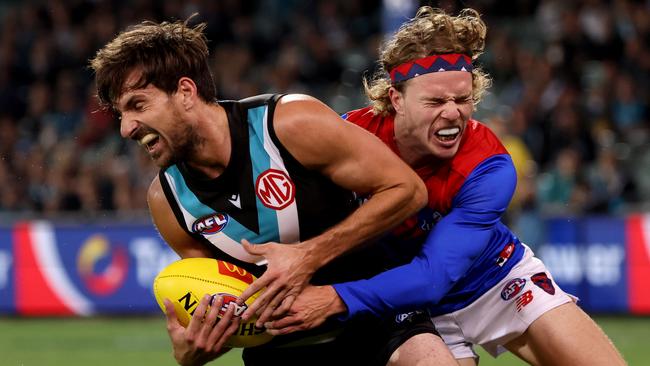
[147,176,213,259]
[239,94,427,325]
[274,94,427,265]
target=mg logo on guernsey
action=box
[255,169,295,210]
[192,213,229,235]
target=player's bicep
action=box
[313,123,393,194]
[147,176,212,258]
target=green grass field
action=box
[0,316,647,365]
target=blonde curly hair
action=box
[364,7,491,115]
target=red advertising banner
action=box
[626,215,650,314]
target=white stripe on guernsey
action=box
[164,172,199,232]
[163,171,265,264]
[31,221,93,315]
[642,215,650,262]
[205,233,264,264]
[262,105,300,243]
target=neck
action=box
[394,139,417,166]
[393,114,428,170]
[184,102,231,179]
[393,115,438,171]
[395,140,431,171]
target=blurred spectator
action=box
[611,72,646,136]
[545,88,596,164]
[585,146,628,213]
[0,0,647,219]
[537,147,589,215]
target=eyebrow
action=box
[117,93,144,112]
[424,93,472,102]
[454,94,473,101]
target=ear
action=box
[177,77,198,110]
[388,86,405,116]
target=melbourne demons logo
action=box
[531,272,556,295]
[255,169,296,210]
[192,213,229,235]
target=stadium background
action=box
[0,0,648,364]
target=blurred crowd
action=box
[0,0,648,225]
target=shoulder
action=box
[147,174,166,211]
[343,106,395,147]
[463,120,507,155]
[272,94,343,134]
[275,94,328,120]
[453,119,509,174]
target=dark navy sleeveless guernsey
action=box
[158,94,357,277]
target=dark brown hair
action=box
[90,16,216,108]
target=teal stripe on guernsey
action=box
[166,165,215,219]
[166,164,271,243]
[243,105,280,243]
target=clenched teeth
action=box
[436,127,460,136]
[138,133,159,146]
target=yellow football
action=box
[153,257,274,348]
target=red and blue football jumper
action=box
[335,107,525,318]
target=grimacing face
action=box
[115,73,198,168]
[391,71,474,163]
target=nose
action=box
[440,102,461,120]
[120,112,138,139]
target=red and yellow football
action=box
[153,258,273,348]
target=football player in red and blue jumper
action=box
[259,7,626,366]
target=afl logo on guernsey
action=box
[255,169,295,210]
[501,278,526,301]
[192,213,229,234]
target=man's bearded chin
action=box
[167,126,203,167]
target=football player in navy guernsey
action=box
[262,7,626,366]
[90,16,458,366]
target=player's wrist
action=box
[297,240,329,272]
[324,285,348,316]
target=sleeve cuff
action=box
[331,283,358,321]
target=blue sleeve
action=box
[333,154,517,319]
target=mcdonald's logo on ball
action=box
[217,259,254,284]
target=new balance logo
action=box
[228,193,241,209]
[515,290,534,312]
